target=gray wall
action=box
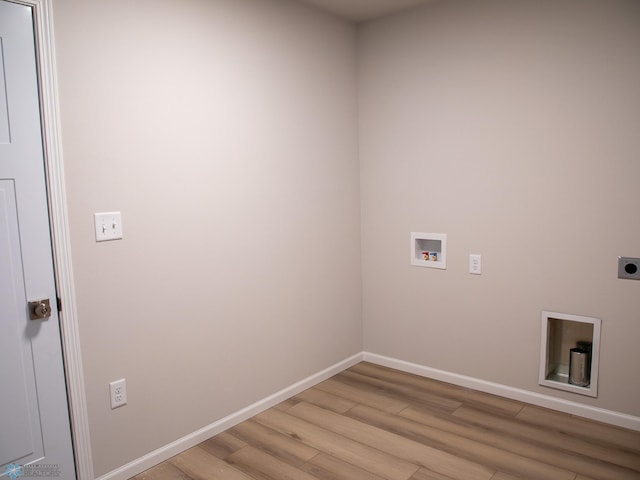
[359,0,640,417]
[53,0,362,475]
[52,0,640,475]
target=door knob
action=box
[29,299,52,320]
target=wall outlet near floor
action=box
[110,378,127,409]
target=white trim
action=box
[363,352,640,432]
[96,353,364,480]
[20,1,95,479]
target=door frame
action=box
[11,1,94,478]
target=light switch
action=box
[94,212,123,242]
[469,254,482,275]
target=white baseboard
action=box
[363,352,640,432]
[98,350,640,480]
[96,352,364,480]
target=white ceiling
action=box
[296,0,437,22]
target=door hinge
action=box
[56,297,62,313]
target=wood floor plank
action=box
[272,398,299,411]
[400,405,640,480]
[199,432,247,460]
[228,419,318,466]
[350,363,523,417]
[226,445,318,480]
[169,447,254,480]
[409,469,458,480]
[335,370,462,414]
[344,404,575,480]
[517,406,640,454]
[133,461,194,480]
[313,377,410,414]
[288,401,495,480]
[300,452,388,480]
[294,386,358,413]
[453,405,640,472]
[254,407,419,480]
[489,473,527,480]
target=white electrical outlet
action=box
[469,254,482,275]
[109,378,127,409]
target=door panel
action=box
[0,1,76,477]
[0,38,10,143]
[0,180,42,467]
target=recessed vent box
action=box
[539,311,601,398]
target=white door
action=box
[0,2,76,479]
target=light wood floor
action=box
[133,362,640,480]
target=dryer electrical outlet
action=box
[618,257,640,280]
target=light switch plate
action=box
[469,254,482,275]
[94,212,123,242]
